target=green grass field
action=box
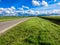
[0,17,60,45]
[0,16,22,22]
[40,16,60,20]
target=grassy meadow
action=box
[0,16,22,22]
[0,17,60,45]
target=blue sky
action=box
[0,0,60,16]
[0,0,60,8]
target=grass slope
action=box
[0,16,22,22]
[0,17,60,45]
[40,16,60,20]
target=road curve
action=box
[0,18,31,34]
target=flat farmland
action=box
[0,16,22,22]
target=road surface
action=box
[0,18,31,34]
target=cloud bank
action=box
[32,0,40,6]
[0,7,60,16]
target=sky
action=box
[0,0,60,8]
[0,0,60,16]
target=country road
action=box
[0,18,31,34]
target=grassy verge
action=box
[0,17,60,45]
[0,16,23,22]
[40,16,60,20]
[40,16,60,25]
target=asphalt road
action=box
[0,18,31,34]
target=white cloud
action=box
[32,0,40,6]
[22,5,29,9]
[57,3,60,5]
[0,11,2,14]
[54,0,56,2]
[5,11,11,14]
[25,9,40,15]
[25,9,35,15]
[0,6,17,16]
[52,9,60,14]
[15,8,25,15]
[0,8,5,14]
[32,0,48,7]
[35,11,40,15]
[0,8,4,10]
[11,6,15,10]
[18,8,24,11]
[41,1,48,7]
